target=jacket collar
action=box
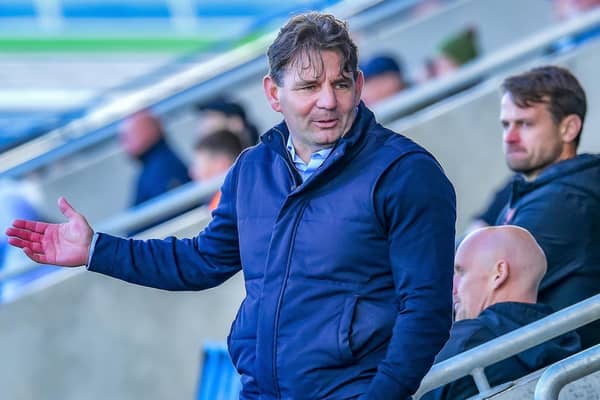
[260,101,375,162]
[512,153,600,198]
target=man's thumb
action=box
[58,196,78,219]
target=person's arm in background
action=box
[463,178,513,238]
[363,152,456,399]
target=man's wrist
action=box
[86,232,100,268]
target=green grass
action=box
[0,37,219,53]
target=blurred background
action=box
[1,0,599,399]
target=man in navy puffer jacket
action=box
[6,12,456,400]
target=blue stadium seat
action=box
[196,342,241,400]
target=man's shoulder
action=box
[435,319,495,362]
[366,124,437,165]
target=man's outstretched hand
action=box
[5,196,94,267]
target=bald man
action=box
[119,111,190,207]
[422,226,581,400]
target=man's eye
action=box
[335,82,350,89]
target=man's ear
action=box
[560,114,582,144]
[263,75,282,113]
[492,260,509,290]
[354,70,364,106]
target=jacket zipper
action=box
[270,128,304,398]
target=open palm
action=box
[5,197,93,266]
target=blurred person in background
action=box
[0,177,50,302]
[195,99,259,147]
[188,129,244,211]
[495,65,600,348]
[549,0,600,53]
[360,54,410,106]
[119,110,190,207]
[7,12,456,399]
[0,178,43,270]
[421,27,479,81]
[422,226,580,400]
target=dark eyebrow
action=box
[333,75,353,84]
[294,78,318,87]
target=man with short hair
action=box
[119,110,190,206]
[7,12,456,399]
[188,129,244,184]
[360,54,409,106]
[497,65,600,348]
[189,130,244,211]
[422,226,581,400]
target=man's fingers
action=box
[58,196,79,219]
[23,248,47,264]
[8,237,30,249]
[9,238,45,254]
[10,219,48,234]
[6,227,43,242]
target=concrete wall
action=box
[0,208,244,400]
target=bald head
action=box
[453,226,547,321]
[119,111,164,157]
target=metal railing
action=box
[414,294,600,398]
[0,0,391,179]
[376,6,600,124]
[6,0,598,179]
[534,344,600,400]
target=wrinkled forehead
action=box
[285,49,352,82]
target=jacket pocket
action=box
[338,295,359,362]
[338,296,396,362]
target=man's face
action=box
[189,150,233,182]
[264,50,363,161]
[501,93,565,180]
[362,73,405,106]
[453,240,492,321]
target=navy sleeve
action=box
[364,152,456,399]
[420,320,494,400]
[88,157,243,290]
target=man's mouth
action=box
[506,146,527,155]
[313,119,338,129]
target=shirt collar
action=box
[286,134,333,164]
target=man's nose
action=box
[504,125,520,143]
[316,85,337,109]
[452,276,458,296]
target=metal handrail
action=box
[0,0,389,179]
[5,0,599,179]
[413,294,600,398]
[376,6,600,124]
[534,344,600,400]
[0,175,223,282]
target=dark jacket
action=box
[89,103,456,399]
[133,138,190,206]
[497,154,600,348]
[422,302,581,400]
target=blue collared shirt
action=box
[286,135,333,182]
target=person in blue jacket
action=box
[6,12,456,399]
[119,110,190,207]
[421,225,581,400]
